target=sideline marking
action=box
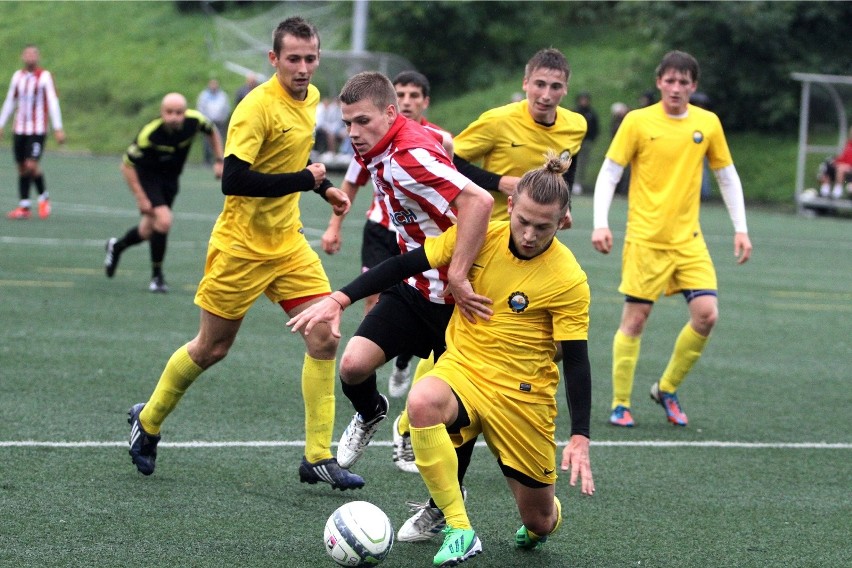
[1,440,849,449]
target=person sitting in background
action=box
[818,126,852,199]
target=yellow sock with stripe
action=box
[612,330,641,409]
[140,344,203,435]
[659,323,709,393]
[302,354,336,463]
[411,424,470,530]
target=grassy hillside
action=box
[0,1,803,205]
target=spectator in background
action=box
[817,125,852,199]
[196,78,231,164]
[315,96,347,157]
[609,102,630,195]
[0,44,65,220]
[233,72,259,108]
[638,89,656,108]
[572,91,599,194]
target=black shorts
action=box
[361,220,400,270]
[138,170,179,208]
[13,134,45,163]
[355,282,454,361]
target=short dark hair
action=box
[272,16,320,55]
[392,70,430,98]
[525,48,570,82]
[656,50,700,83]
[339,71,397,110]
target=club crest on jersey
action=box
[508,291,529,313]
[692,130,704,144]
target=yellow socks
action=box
[411,424,469,529]
[612,330,641,409]
[302,354,336,463]
[140,344,203,435]
[659,323,709,393]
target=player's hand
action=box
[322,226,341,255]
[734,232,752,264]
[212,161,223,180]
[307,163,327,188]
[591,227,612,254]
[325,187,351,216]
[54,130,66,145]
[286,295,346,338]
[561,434,595,496]
[447,278,493,323]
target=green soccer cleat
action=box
[433,526,482,566]
[515,525,548,549]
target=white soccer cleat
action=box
[336,394,388,469]
[391,414,418,473]
[387,363,411,398]
[397,487,467,543]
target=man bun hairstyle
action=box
[516,150,572,214]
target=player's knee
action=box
[306,333,339,361]
[338,352,374,384]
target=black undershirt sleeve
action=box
[563,156,578,200]
[452,156,502,192]
[340,248,431,304]
[561,339,592,438]
[221,155,316,197]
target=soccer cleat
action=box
[515,525,547,549]
[298,456,365,491]
[128,403,160,475]
[38,198,51,219]
[387,363,411,398]
[336,394,388,468]
[650,382,688,426]
[515,496,560,549]
[609,405,635,427]
[149,275,169,293]
[6,206,31,220]
[398,487,468,543]
[392,414,418,473]
[433,526,482,567]
[104,238,121,278]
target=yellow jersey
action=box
[453,101,587,221]
[607,102,733,247]
[424,222,590,403]
[210,77,320,259]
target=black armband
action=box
[453,156,502,192]
[340,248,431,303]
[561,339,592,438]
[221,155,315,197]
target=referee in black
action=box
[104,92,223,292]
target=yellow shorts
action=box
[619,239,717,301]
[194,241,331,320]
[430,358,558,485]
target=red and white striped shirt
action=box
[0,67,63,135]
[355,114,469,304]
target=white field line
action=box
[0,440,849,449]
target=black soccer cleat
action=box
[104,237,121,278]
[128,403,161,475]
[298,456,365,491]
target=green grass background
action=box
[0,156,849,567]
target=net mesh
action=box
[208,1,415,96]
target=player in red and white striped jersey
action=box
[0,45,65,219]
[321,71,453,407]
[330,71,493,480]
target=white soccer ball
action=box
[324,500,394,567]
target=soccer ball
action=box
[324,500,394,567]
